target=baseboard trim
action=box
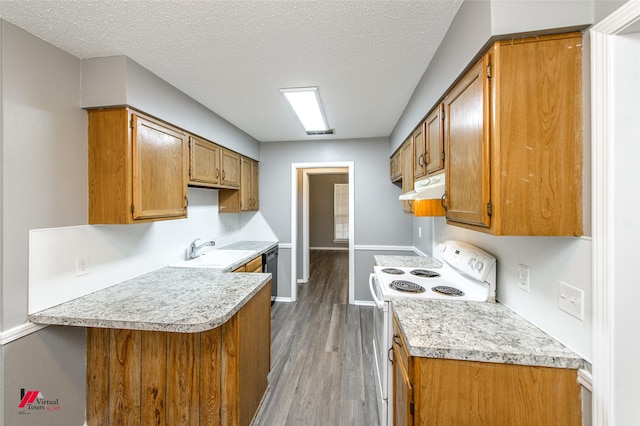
[353,300,375,307]
[0,322,47,345]
[354,245,415,251]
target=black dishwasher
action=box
[262,247,278,303]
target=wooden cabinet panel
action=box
[390,149,402,182]
[132,115,188,221]
[88,108,188,224]
[413,358,581,426]
[221,149,241,188]
[425,104,445,175]
[412,122,426,180]
[189,135,221,186]
[400,139,414,214]
[443,55,492,228]
[219,157,259,213]
[85,285,270,426]
[444,32,583,236]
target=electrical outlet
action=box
[517,264,530,292]
[559,281,584,320]
[76,256,90,277]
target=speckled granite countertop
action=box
[28,241,278,333]
[392,299,584,369]
[375,254,443,268]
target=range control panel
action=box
[438,240,496,282]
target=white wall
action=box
[259,138,414,300]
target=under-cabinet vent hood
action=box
[399,173,445,201]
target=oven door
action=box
[369,273,390,425]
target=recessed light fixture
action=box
[280,87,334,135]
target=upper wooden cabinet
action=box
[219,157,259,213]
[424,104,445,176]
[444,32,583,236]
[88,108,188,224]
[400,139,414,214]
[189,135,241,189]
[390,149,402,182]
[220,148,241,188]
[412,123,426,180]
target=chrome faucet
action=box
[188,238,215,259]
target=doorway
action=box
[591,2,640,424]
[290,162,355,304]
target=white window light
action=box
[280,87,334,135]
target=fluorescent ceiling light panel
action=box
[281,87,331,134]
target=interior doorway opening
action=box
[290,162,355,304]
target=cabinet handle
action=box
[184,196,189,209]
[222,170,226,180]
[388,348,394,363]
[216,168,220,178]
[418,153,424,167]
[393,334,402,347]
[441,192,448,211]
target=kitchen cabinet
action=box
[88,108,188,224]
[86,283,271,426]
[424,104,445,176]
[233,255,262,273]
[392,317,413,426]
[390,149,402,182]
[392,314,581,426]
[443,32,583,236]
[412,122,427,180]
[400,139,414,214]
[189,135,241,189]
[219,157,259,213]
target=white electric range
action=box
[369,240,496,426]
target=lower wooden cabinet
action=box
[392,315,581,426]
[86,283,271,426]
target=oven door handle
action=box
[369,273,385,309]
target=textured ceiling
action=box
[0,0,463,142]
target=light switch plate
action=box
[558,281,584,320]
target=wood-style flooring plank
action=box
[253,250,379,426]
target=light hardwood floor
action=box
[253,250,380,426]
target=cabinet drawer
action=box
[245,256,262,273]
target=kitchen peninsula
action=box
[29,242,276,426]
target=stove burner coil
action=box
[431,286,465,297]
[381,268,405,275]
[389,280,426,293]
[410,269,441,278]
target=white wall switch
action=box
[418,226,422,238]
[558,281,584,320]
[76,256,90,277]
[517,264,530,292]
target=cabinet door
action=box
[131,115,187,221]
[393,344,413,426]
[251,160,259,211]
[390,150,402,182]
[240,157,252,211]
[401,140,414,214]
[189,136,220,186]
[425,105,445,175]
[443,55,491,228]
[412,123,426,180]
[220,149,241,188]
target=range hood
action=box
[399,173,445,201]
